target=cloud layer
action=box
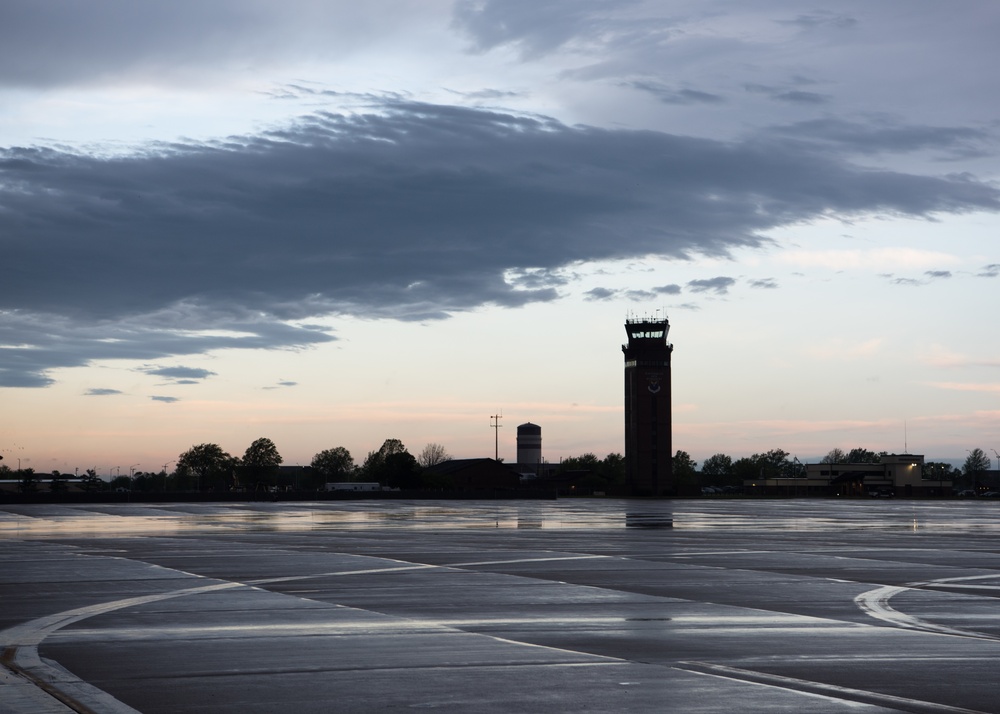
[2,99,999,387]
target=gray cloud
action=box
[151,395,179,403]
[85,388,123,396]
[452,0,619,59]
[624,81,726,105]
[688,277,737,294]
[2,101,999,387]
[653,284,682,295]
[749,278,779,289]
[978,264,1000,277]
[143,366,218,380]
[587,283,683,302]
[773,90,829,105]
[0,2,412,88]
[764,118,994,159]
[925,270,952,279]
[779,13,859,30]
[262,380,299,390]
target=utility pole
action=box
[490,412,503,461]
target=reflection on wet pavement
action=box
[3,499,1000,538]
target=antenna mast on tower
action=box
[490,412,503,461]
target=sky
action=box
[2,0,999,476]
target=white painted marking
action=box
[678,661,988,713]
[854,575,1000,641]
[444,555,609,568]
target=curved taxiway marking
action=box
[855,574,1000,641]
[0,554,614,713]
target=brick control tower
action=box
[623,317,673,496]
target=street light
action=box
[162,461,175,492]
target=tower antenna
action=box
[490,412,503,461]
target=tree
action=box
[177,443,237,491]
[821,448,847,464]
[601,453,625,485]
[700,453,733,485]
[110,475,131,491]
[241,437,283,487]
[846,448,884,464]
[557,453,601,474]
[673,450,698,488]
[80,469,104,493]
[963,448,991,491]
[311,447,355,481]
[131,472,156,492]
[49,470,68,493]
[923,461,959,485]
[362,439,420,488]
[732,449,795,483]
[17,468,38,494]
[417,443,451,468]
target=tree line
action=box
[0,438,455,494]
[2,442,993,494]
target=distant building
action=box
[423,458,522,491]
[623,317,673,496]
[744,454,953,497]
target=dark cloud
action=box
[584,287,617,301]
[143,366,217,380]
[0,2,408,88]
[978,264,1000,278]
[85,388,123,396]
[653,284,682,295]
[151,395,179,403]
[749,278,778,289]
[772,90,829,105]
[587,283,683,302]
[764,118,994,159]
[624,81,726,105]
[2,101,999,387]
[0,304,333,388]
[925,270,952,279]
[688,277,737,294]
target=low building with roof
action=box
[744,454,952,497]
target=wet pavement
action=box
[2,499,1000,712]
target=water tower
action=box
[517,423,542,470]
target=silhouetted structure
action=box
[516,423,542,472]
[423,458,522,491]
[623,317,673,495]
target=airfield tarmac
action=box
[2,498,1000,713]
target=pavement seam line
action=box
[675,661,988,714]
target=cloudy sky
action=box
[2,0,999,475]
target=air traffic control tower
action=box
[623,317,673,496]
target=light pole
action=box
[162,461,175,492]
[129,464,140,491]
[490,412,502,461]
